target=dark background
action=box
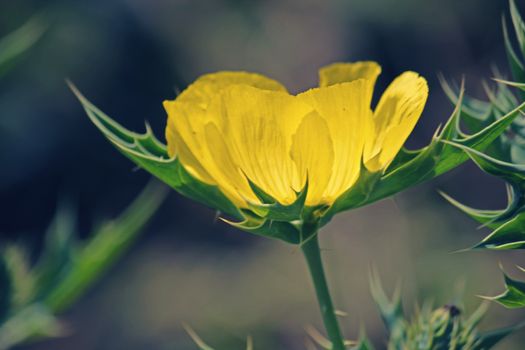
[1,0,525,349]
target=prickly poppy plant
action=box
[71,60,521,349]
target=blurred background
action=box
[2,0,525,348]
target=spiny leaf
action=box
[444,141,525,185]
[369,269,404,336]
[503,14,525,89]
[481,268,525,308]
[471,212,525,250]
[439,191,504,228]
[476,319,525,350]
[69,83,242,220]
[510,0,525,58]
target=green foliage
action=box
[0,183,167,349]
[482,267,525,309]
[440,0,525,252]
[0,15,47,78]
[368,273,524,350]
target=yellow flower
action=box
[163,62,428,209]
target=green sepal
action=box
[70,83,242,220]
[244,177,308,222]
[220,214,301,244]
[321,169,381,225]
[481,267,525,308]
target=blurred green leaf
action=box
[0,182,166,349]
[0,15,47,78]
[0,304,63,350]
[482,269,525,308]
[477,321,525,349]
[0,258,11,323]
[369,270,404,342]
[43,181,167,312]
[3,247,35,310]
[32,203,76,301]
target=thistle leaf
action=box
[476,319,525,350]
[503,14,525,88]
[470,211,525,249]
[439,191,504,228]
[69,83,242,220]
[481,268,525,308]
[369,269,404,336]
[510,0,525,58]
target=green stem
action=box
[301,233,345,350]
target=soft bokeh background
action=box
[2,0,525,348]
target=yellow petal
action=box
[364,71,428,172]
[164,71,287,185]
[164,101,215,183]
[206,85,312,205]
[290,112,334,205]
[177,71,287,108]
[299,80,371,202]
[203,122,258,207]
[319,61,381,106]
